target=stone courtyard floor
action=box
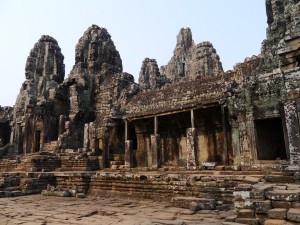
[0,195,235,225]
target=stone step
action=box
[109,154,124,161]
[287,208,300,222]
[110,160,124,166]
[265,190,300,202]
[223,223,246,225]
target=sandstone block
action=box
[264,219,297,225]
[76,193,86,198]
[243,176,261,184]
[272,201,293,209]
[265,175,295,184]
[171,197,216,210]
[265,190,300,202]
[235,218,259,225]
[253,200,272,214]
[224,215,237,222]
[287,208,300,222]
[237,209,254,218]
[268,208,287,219]
[223,222,246,225]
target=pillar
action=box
[154,116,158,135]
[89,122,95,151]
[284,101,300,166]
[125,120,128,141]
[58,115,66,135]
[221,106,229,165]
[191,109,195,128]
[125,140,133,168]
[99,136,109,169]
[151,134,160,169]
[186,128,197,169]
[83,123,89,149]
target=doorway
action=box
[255,118,287,160]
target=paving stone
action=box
[268,208,287,219]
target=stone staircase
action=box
[59,155,100,171]
[42,141,59,153]
[109,153,125,169]
[225,171,300,225]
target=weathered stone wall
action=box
[159,28,223,83]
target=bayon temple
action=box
[1,1,300,221]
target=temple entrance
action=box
[34,130,41,152]
[255,118,287,160]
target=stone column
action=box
[231,119,241,168]
[125,140,133,168]
[83,123,89,149]
[221,106,229,165]
[151,134,160,169]
[58,115,66,135]
[186,128,197,169]
[154,116,158,135]
[89,122,95,151]
[10,128,14,144]
[191,109,195,128]
[99,135,109,169]
[284,101,300,166]
[125,120,128,141]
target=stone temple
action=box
[1,1,300,224]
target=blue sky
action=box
[0,0,266,106]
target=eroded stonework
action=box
[0,0,300,176]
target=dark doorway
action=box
[35,130,41,152]
[128,125,137,150]
[255,118,287,160]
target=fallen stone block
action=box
[265,190,300,202]
[41,190,72,197]
[171,197,216,210]
[268,208,287,220]
[287,208,300,222]
[12,190,22,197]
[76,193,86,198]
